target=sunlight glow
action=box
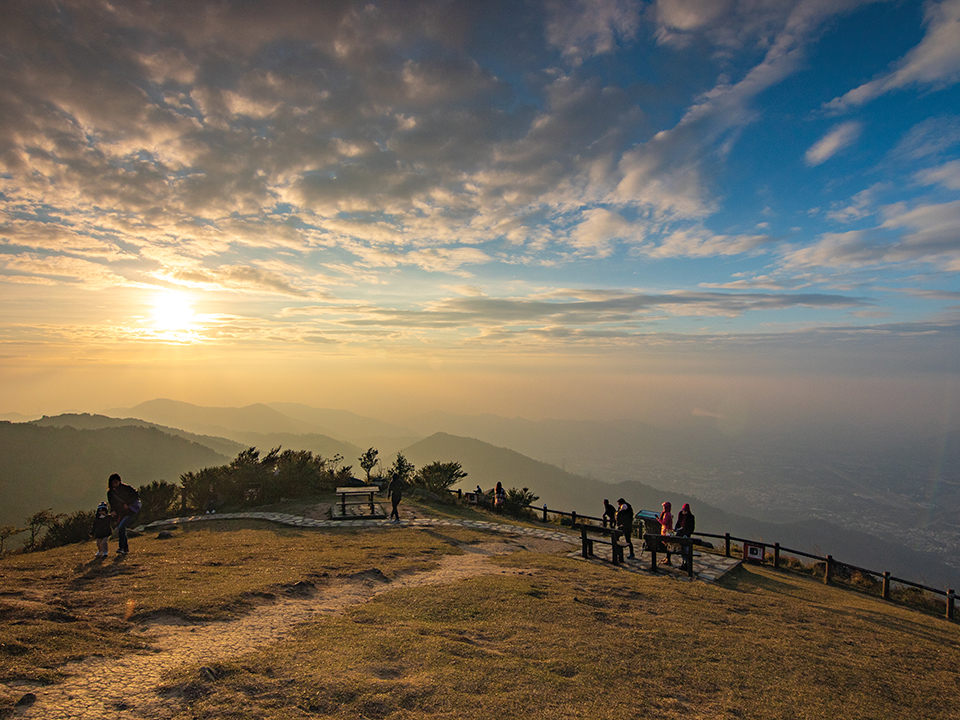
[150,290,196,332]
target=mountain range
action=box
[2,398,957,587]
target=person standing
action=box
[494,482,506,512]
[615,498,635,559]
[107,473,140,555]
[602,499,617,528]
[674,503,696,571]
[657,501,674,565]
[91,502,113,558]
[386,472,404,522]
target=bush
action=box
[39,510,96,549]
[138,480,182,523]
[503,487,539,518]
[413,462,467,495]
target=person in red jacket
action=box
[657,501,674,565]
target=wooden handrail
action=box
[447,490,956,619]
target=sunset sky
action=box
[2,0,960,430]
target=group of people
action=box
[91,473,141,557]
[602,497,696,569]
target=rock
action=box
[157,530,175,539]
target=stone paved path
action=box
[7,513,739,719]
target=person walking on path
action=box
[615,498,635,559]
[386,472,404,522]
[674,502,695,570]
[657,501,674,565]
[107,473,140,555]
[602,499,617,528]
[91,502,113,558]
[494,482,506,512]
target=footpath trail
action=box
[9,513,738,720]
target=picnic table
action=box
[336,485,379,515]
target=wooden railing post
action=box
[457,488,462,499]
[543,504,548,522]
[724,533,731,557]
[181,486,187,514]
[824,555,833,584]
[882,572,890,600]
[773,543,780,569]
[947,589,955,620]
[571,511,577,528]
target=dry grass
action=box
[2,509,960,719]
[0,520,463,684]
[161,549,960,720]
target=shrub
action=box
[138,480,182,523]
[39,510,96,549]
[413,461,467,495]
[503,487,539,518]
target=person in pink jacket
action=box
[657,501,674,565]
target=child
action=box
[92,502,112,557]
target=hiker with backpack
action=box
[107,473,141,555]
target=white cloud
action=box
[914,159,960,189]
[805,121,862,166]
[825,0,960,111]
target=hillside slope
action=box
[32,413,246,458]
[403,432,958,588]
[0,423,229,529]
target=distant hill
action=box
[106,399,319,439]
[402,432,958,588]
[266,403,419,445]
[31,413,246,458]
[0,422,229,531]
[107,399,422,450]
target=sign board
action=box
[743,542,765,563]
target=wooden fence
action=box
[449,489,956,620]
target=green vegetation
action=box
[412,461,468,495]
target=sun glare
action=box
[150,290,196,332]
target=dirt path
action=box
[11,537,563,720]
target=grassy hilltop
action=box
[1,497,959,719]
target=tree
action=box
[414,461,468,495]
[26,509,64,548]
[359,447,380,482]
[388,452,415,483]
[0,525,26,554]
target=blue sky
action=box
[1,0,959,428]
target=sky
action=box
[1,0,960,431]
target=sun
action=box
[150,290,196,332]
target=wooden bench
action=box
[336,486,379,515]
[579,525,628,565]
[643,533,700,578]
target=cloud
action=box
[805,122,862,166]
[645,227,771,258]
[825,183,887,222]
[914,159,960,189]
[825,0,960,112]
[546,0,642,64]
[783,199,960,270]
